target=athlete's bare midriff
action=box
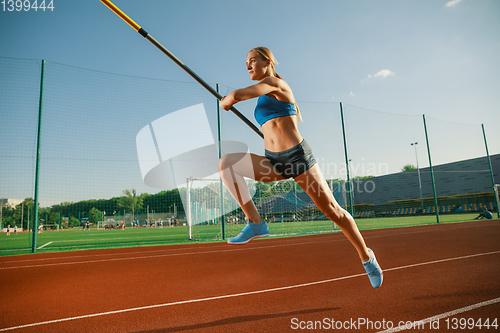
[262,115,303,152]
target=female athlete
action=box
[218,47,383,288]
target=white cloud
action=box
[373,69,395,78]
[361,69,395,83]
[333,92,356,99]
[446,0,462,7]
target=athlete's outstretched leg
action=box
[294,164,383,287]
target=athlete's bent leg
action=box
[218,153,285,223]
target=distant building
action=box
[257,153,500,216]
[350,153,500,206]
[0,198,23,208]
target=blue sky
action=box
[1,0,499,121]
[1,0,499,206]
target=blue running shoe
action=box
[363,248,383,288]
[227,220,269,244]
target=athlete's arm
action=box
[220,77,279,111]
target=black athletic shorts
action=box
[265,139,317,179]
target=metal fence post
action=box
[482,124,499,218]
[216,84,226,240]
[423,114,440,224]
[32,60,46,252]
[340,103,354,215]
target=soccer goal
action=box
[186,177,226,241]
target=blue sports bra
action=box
[254,94,297,126]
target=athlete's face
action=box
[246,51,271,81]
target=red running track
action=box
[0,220,499,332]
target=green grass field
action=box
[0,213,483,256]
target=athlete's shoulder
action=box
[259,76,282,87]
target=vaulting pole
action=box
[100,0,263,139]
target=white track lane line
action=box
[0,237,327,264]
[1,250,499,332]
[0,233,335,264]
[36,241,53,250]
[0,238,344,270]
[377,297,500,333]
[2,221,495,268]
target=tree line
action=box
[1,176,378,229]
[1,188,184,229]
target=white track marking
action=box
[0,238,345,269]
[377,297,500,332]
[0,240,344,270]
[383,250,500,272]
[36,241,52,250]
[2,220,496,268]
[0,237,329,264]
[1,250,499,332]
[0,272,366,332]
